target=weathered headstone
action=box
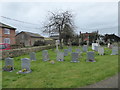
[64,49,68,56]
[55,40,59,52]
[30,52,36,61]
[98,47,104,55]
[94,46,98,51]
[111,46,118,55]
[3,58,14,72]
[76,49,81,53]
[83,45,88,52]
[71,52,79,62]
[86,51,96,62]
[92,43,99,50]
[68,47,72,53]
[42,50,49,61]
[17,58,31,74]
[56,52,64,61]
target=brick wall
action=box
[2,45,55,59]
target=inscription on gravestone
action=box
[111,47,118,55]
[3,58,14,72]
[86,51,96,62]
[18,58,31,74]
[83,45,88,52]
[57,52,64,61]
[42,50,49,61]
[98,47,104,55]
[68,47,72,53]
[64,49,68,56]
[30,52,36,61]
[71,52,79,62]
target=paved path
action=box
[82,73,119,88]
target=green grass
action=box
[1,46,118,88]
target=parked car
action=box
[0,43,11,51]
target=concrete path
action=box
[81,73,119,88]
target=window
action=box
[4,28,10,34]
[4,38,10,44]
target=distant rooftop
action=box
[0,22,16,30]
[16,31,44,38]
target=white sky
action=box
[0,0,118,37]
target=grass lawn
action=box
[1,46,118,88]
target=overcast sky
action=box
[0,2,118,37]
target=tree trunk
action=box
[59,25,63,49]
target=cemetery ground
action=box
[2,46,118,88]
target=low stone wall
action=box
[2,45,55,59]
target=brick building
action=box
[0,22,16,45]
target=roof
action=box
[0,22,16,30]
[44,37,53,40]
[16,31,44,38]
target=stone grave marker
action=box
[17,58,31,74]
[86,51,96,62]
[111,46,118,55]
[76,49,81,53]
[56,52,64,61]
[30,52,36,61]
[92,43,99,50]
[64,49,68,56]
[71,52,79,62]
[83,45,88,52]
[68,47,72,53]
[98,47,104,55]
[3,57,14,72]
[42,50,49,61]
[94,46,98,51]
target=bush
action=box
[33,40,45,46]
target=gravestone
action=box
[111,46,118,55]
[71,52,79,62]
[30,52,36,61]
[68,47,72,53]
[76,49,81,53]
[56,52,64,61]
[3,58,14,72]
[94,46,98,51]
[83,45,88,52]
[92,43,99,50]
[42,50,49,61]
[55,40,59,52]
[86,51,96,62]
[64,49,68,56]
[17,58,31,74]
[98,47,104,55]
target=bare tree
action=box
[43,11,74,49]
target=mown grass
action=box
[1,46,118,88]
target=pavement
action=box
[81,73,119,88]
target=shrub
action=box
[33,40,45,46]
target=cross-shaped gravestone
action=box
[71,52,79,62]
[56,52,64,61]
[83,45,88,52]
[29,52,36,61]
[98,47,104,55]
[111,46,118,55]
[86,51,96,62]
[42,50,49,61]
[68,47,72,53]
[64,49,68,56]
[3,58,14,72]
[56,40,59,52]
[17,58,31,74]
